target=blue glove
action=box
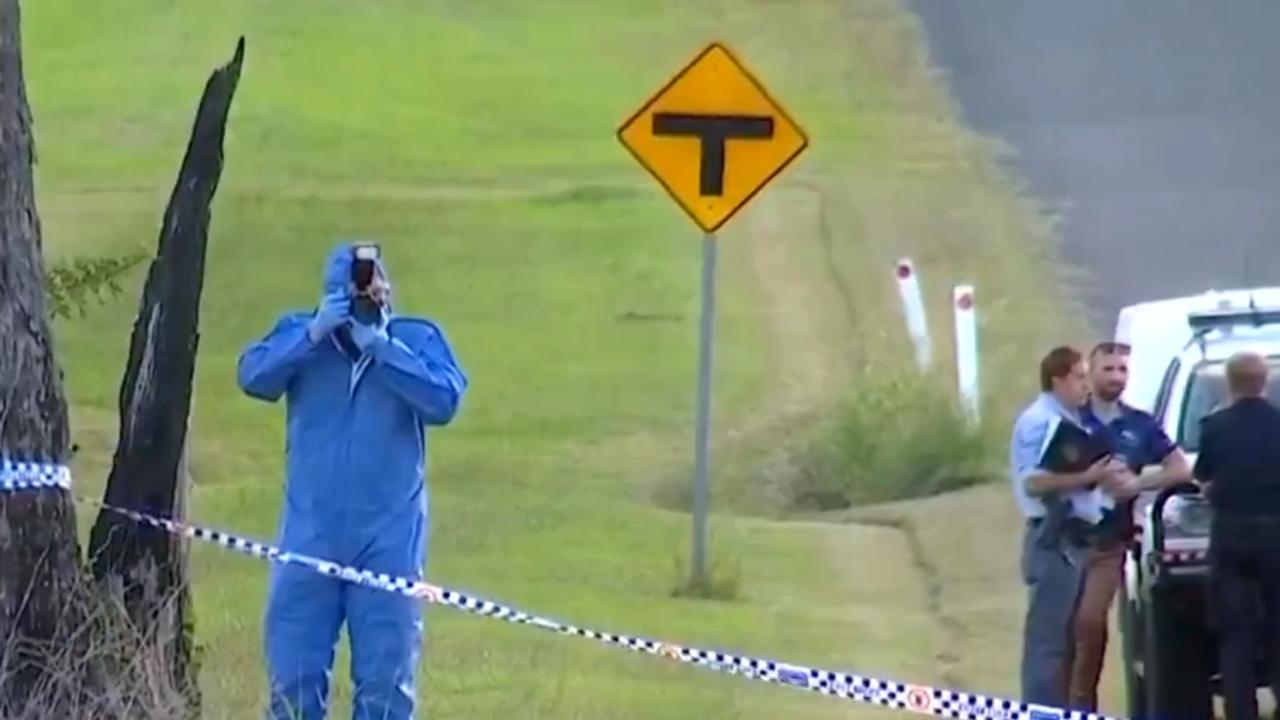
[349,311,389,352]
[307,290,351,342]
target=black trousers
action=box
[1209,515,1280,720]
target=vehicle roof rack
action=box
[1182,303,1280,330]
[1186,306,1280,334]
[1185,303,1280,358]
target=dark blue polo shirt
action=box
[1079,401,1177,473]
[1079,400,1178,543]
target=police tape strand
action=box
[0,458,1122,720]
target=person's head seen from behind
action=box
[1226,351,1269,403]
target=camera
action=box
[351,244,382,325]
[352,244,379,292]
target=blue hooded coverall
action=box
[237,243,468,720]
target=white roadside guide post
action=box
[894,258,932,371]
[616,42,809,587]
[953,284,980,424]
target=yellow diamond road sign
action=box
[617,42,809,234]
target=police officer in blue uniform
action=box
[1012,345,1136,708]
[1194,351,1280,720]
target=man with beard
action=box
[1068,341,1192,711]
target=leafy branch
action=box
[46,251,147,320]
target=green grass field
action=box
[21,0,1101,717]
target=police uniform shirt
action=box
[1193,396,1280,518]
[1010,392,1109,523]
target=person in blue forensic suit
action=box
[237,241,468,720]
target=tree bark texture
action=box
[86,36,246,716]
[0,0,87,713]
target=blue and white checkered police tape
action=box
[0,458,1123,720]
[0,458,73,491]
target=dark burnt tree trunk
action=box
[86,37,245,717]
[0,0,85,713]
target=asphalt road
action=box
[908,0,1280,332]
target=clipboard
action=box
[1039,419,1113,475]
[1034,419,1116,548]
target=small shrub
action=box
[45,250,146,320]
[785,370,997,509]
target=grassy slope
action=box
[842,484,1127,713]
[23,0,1090,718]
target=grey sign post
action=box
[690,232,717,584]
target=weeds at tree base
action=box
[0,570,197,720]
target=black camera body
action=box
[351,244,382,325]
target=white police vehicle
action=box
[1115,288,1280,720]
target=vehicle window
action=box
[1179,357,1280,450]
[1153,357,1181,421]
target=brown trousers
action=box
[1067,544,1125,711]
